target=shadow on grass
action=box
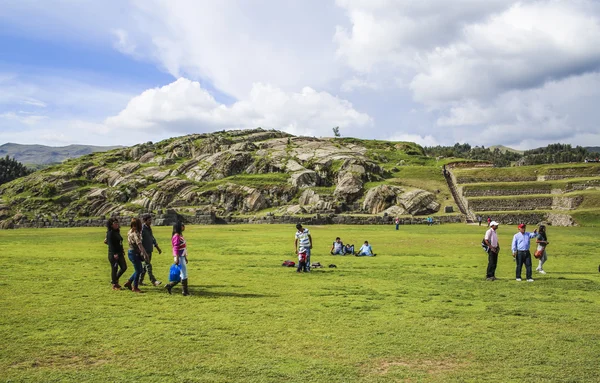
[190,288,276,299]
[550,272,599,275]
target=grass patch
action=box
[1,224,598,382]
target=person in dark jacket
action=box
[139,214,162,286]
[106,217,127,290]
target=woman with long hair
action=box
[536,224,550,274]
[123,217,150,293]
[165,221,190,296]
[106,217,127,290]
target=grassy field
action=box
[0,224,599,382]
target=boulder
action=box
[299,189,321,206]
[290,170,319,188]
[383,205,407,216]
[138,152,155,163]
[362,185,404,214]
[397,190,440,215]
[334,171,363,203]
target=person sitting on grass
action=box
[344,243,355,255]
[330,237,345,255]
[356,241,376,256]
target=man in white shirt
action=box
[294,224,313,271]
[484,221,500,281]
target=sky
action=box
[1,0,600,150]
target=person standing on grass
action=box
[165,221,190,296]
[395,217,400,230]
[294,224,312,272]
[511,223,538,282]
[123,218,149,293]
[106,218,127,290]
[484,221,500,281]
[487,216,491,226]
[535,224,550,275]
[477,215,482,226]
[139,214,162,286]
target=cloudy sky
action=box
[1,0,600,149]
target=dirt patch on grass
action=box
[365,357,469,377]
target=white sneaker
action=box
[535,267,541,271]
[539,270,546,275]
[153,280,162,286]
[516,278,522,281]
[527,279,534,282]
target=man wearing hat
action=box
[511,223,538,282]
[484,221,500,280]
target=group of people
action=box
[483,221,550,282]
[292,224,376,273]
[329,237,376,257]
[105,215,190,295]
[106,217,555,290]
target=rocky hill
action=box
[0,143,123,165]
[0,129,451,228]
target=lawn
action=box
[0,224,599,382]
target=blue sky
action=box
[1,0,600,149]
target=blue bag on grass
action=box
[169,263,182,282]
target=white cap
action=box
[490,221,499,226]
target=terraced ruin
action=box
[447,163,600,226]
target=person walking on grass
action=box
[535,224,550,275]
[511,223,538,282]
[294,224,312,272]
[356,241,376,256]
[123,218,149,293]
[165,221,190,296]
[484,221,500,281]
[139,214,162,286]
[106,218,127,290]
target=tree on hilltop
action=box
[0,155,33,185]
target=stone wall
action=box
[469,197,553,212]
[4,211,463,229]
[463,189,551,197]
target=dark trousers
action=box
[297,261,308,272]
[140,252,156,283]
[516,250,533,280]
[127,250,144,288]
[395,224,399,230]
[486,251,498,278]
[108,253,127,284]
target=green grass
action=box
[0,224,598,382]
[453,163,600,184]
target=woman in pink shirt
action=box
[165,221,190,296]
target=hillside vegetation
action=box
[1,128,600,228]
[0,129,453,227]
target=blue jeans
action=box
[516,250,532,280]
[128,250,143,288]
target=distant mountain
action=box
[0,143,124,165]
[586,146,600,153]
[488,145,524,155]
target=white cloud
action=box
[111,29,137,56]
[105,78,372,137]
[387,133,439,147]
[1,0,600,149]
[340,77,379,92]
